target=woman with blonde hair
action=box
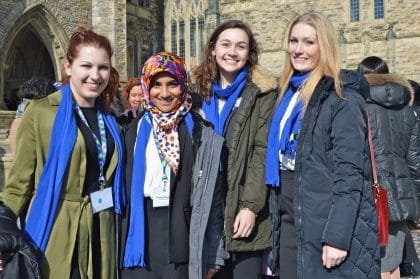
[266,12,380,278]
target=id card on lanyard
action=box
[74,104,114,213]
[146,113,170,207]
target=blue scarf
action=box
[201,67,248,135]
[265,72,311,187]
[24,83,126,252]
[123,112,194,268]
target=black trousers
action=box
[70,214,101,279]
[277,170,297,279]
[214,250,264,279]
[121,198,188,279]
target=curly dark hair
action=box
[18,77,56,100]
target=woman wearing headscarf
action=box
[0,27,125,278]
[119,52,225,279]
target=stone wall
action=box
[126,0,164,80]
[92,0,128,82]
[219,0,420,81]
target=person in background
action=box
[358,56,420,279]
[121,77,144,110]
[119,52,225,279]
[408,79,420,120]
[399,79,420,277]
[191,20,277,279]
[0,27,125,278]
[9,77,56,154]
[266,12,380,278]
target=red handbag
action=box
[366,107,389,247]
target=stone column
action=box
[338,29,347,67]
[205,0,220,40]
[386,23,397,73]
[91,0,127,82]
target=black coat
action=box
[293,71,380,278]
[365,73,420,221]
[0,202,40,279]
[119,111,197,267]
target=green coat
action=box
[223,66,277,251]
[0,91,119,279]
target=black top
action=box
[76,107,115,196]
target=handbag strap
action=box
[365,107,379,184]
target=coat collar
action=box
[47,90,62,106]
[250,65,277,95]
[365,73,415,106]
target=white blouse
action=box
[278,93,300,171]
[136,117,171,198]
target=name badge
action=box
[151,185,169,207]
[90,187,114,213]
[234,97,242,108]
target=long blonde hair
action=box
[278,12,343,109]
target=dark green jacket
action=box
[224,66,277,251]
[193,66,277,251]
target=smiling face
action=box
[64,45,110,107]
[149,71,183,113]
[212,28,249,86]
[288,22,320,73]
[128,85,143,108]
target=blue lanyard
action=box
[145,113,169,192]
[74,105,108,187]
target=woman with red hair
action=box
[0,27,125,278]
[122,77,144,109]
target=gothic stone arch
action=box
[0,4,68,109]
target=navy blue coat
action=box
[365,73,420,222]
[293,71,380,278]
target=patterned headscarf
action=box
[140,52,192,174]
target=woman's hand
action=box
[232,208,256,239]
[205,268,219,279]
[322,245,347,268]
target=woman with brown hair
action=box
[192,20,277,278]
[0,27,125,278]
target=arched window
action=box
[199,16,205,52]
[139,0,149,8]
[179,20,185,58]
[190,18,196,57]
[350,0,360,22]
[374,0,384,19]
[171,21,177,54]
[165,0,208,68]
[133,39,139,76]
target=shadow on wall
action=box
[0,145,5,191]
